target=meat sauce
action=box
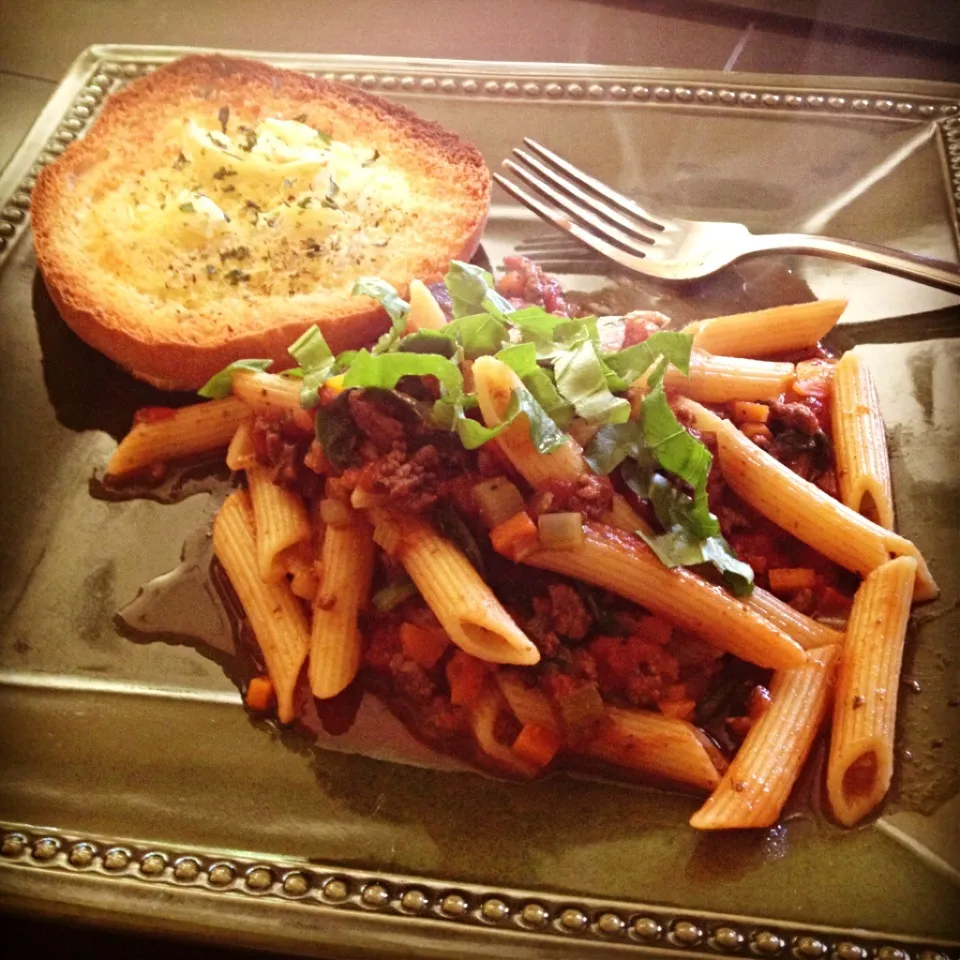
[112,257,855,787]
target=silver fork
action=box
[494,139,960,293]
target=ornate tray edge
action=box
[1,45,959,270]
[1,824,957,959]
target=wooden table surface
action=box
[0,0,957,956]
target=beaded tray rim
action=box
[1,45,959,958]
[1,824,957,959]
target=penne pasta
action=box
[212,490,309,724]
[713,415,937,601]
[473,355,587,486]
[582,706,722,793]
[827,556,915,826]
[225,417,257,472]
[232,369,314,432]
[309,513,376,699]
[495,669,561,735]
[602,493,655,537]
[683,300,846,358]
[372,509,540,665]
[107,396,250,478]
[246,465,312,583]
[690,645,839,829]
[832,352,894,530]
[747,586,845,650]
[467,686,539,778]
[662,352,795,403]
[523,523,806,670]
[405,278,447,331]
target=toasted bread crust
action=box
[32,55,491,389]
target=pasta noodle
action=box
[473,355,587,485]
[225,417,257,471]
[371,509,540,665]
[309,513,376,699]
[714,417,937,601]
[107,396,249,478]
[683,300,846,358]
[467,686,539,777]
[583,706,722,793]
[523,524,807,670]
[232,369,314,432]
[246,465,312,583]
[212,490,309,723]
[827,556,915,826]
[832,351,894,530]
[662,352,794,403]
[690,645,839,829]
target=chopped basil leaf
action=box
[443,260,515,320]
[605,331,693,387]
[445,312,508,358]
[642,383,714,530]
[343,350,463,399]
[584,420,649,475]
[397,330,458,358]
[638,527,754,597]
[351,277,409,332]
[506,305,571,341]
[554,338,630,425]
[198,358,273,399]
[371,578,418,611]
[288,326,336,408]
[315,390,359,469]
[496,342,573,428]
[453,384,566,454]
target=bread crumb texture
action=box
[32,56,491,388]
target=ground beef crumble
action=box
[496,255,572,316]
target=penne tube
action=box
[107,396,250,478]
[831,352,894,530]
[247,465,312,583]
[582,706,722,793]
[468,686,539,778]
[662,352,795,403]
[602,493,655,537]
[690,645,839,829]
[286,541,320,601]
[827,556,915,826]
[473,355,587,486]
[232,369,314,433]
[372,509,540,666]
[212,491,309,724]
[308,514,376,699]
[747,586,845,650]
[495,669,561,735]
[225,417,257,472]
[523,523,806,670]
[713,414,937,602]
[683,300,846,358]
[405,278,447,331]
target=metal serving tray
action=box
[0,45,958,959]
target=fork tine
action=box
[512,148,656,245]
[501,159,654,257]
[522,138,669,232]
[492,172,648,273]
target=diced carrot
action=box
[512,722,563,768]
[400,621,449,670]
[732,401,769,424]
[446,651,490,707]
[245,676,275,712]
[768,567,817,593]
[741,422,774,444]
[489,510,540,562]
[659,699,697,721]
[742,553,768,575]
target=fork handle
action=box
[746,233,960,294]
